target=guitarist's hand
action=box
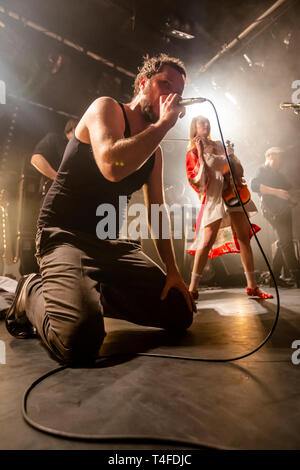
[226,143,234,156]
[275,189,290,200]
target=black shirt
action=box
[38,103,156,238]
[251,164,292,214]
[33,132,68,171]
[33,132,68,195]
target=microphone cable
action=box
[22,99,280,448]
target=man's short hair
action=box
[64,119,79,135]
[265,147,284,159]
[133,53,186,96]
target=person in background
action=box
[31,119,78,197]
[251,147,300,288]
[18,119,78,275]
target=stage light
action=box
[243,54,253,67]
[283,32,292,47]
[168,29,195,40]
[243,54,264,71]
[164,16,195,40]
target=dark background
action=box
[0,0,299,279]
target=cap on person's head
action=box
[265,147,284,159]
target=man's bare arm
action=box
[143,147,195,312]
[83,95,183,183]
[259,184,290,200]
[31,154,57,180]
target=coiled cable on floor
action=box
[22,363,230,449]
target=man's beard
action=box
[141,100,158,123]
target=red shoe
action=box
[247,286,273,299]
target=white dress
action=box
[187,151,258,256]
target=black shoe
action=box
[290,270,300,288]
[269,277,294,288]
[5,274,39,339]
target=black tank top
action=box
[38,103,156,237]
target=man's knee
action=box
[59,331,105,365]
[52,309,105,364]
[166,288,194,330]
[177,308,194,330]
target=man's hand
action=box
[31,154,57,180]
[158,94,185,130]
[160,269,197,313]
[225,142,235,156]
[275,188,290,200]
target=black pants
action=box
[25,227,193,364]
[265,210,299,279]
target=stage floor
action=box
[1,287,300,450]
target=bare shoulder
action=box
[87,96,122,117]
[81,97,126,142]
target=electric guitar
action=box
[0,189,20,279]
[261,188,300,220]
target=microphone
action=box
[178,97,207,106]
[280,102,300,109]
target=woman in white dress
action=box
[186,115,273,300]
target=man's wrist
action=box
[154,119,172,135]
[166,263,180,275]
